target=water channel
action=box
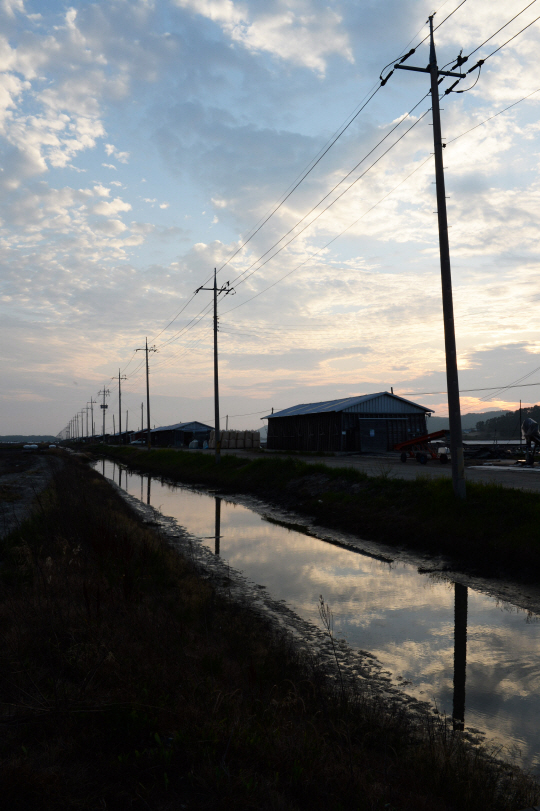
[97,458,540,775]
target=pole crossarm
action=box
[395,64,465,79]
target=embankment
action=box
[98,445,540,583]
[1,451,539,810]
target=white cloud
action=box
[93,196,131,216]
[105,142,129,162]
[174,0,353,73]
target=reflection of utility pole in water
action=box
[147,476,151,506]
[140,475,143,502]
[102,458,105,476]
[453,583,468,731]
[214,496,221,555]
[118,465,122,489]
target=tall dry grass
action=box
[0,455,538,810]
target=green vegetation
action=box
[100,446,540,581]
[475,405,539,439]
[1,454,538,810]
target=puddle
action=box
[96,458,540,774]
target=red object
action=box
[394,430,449,464]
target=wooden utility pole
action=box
[195,269,234,463]
[395,15,466,499]
[136,339,156,449]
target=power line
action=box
[228,107,431,293]
[464,0,538,62]
[402,381,540,397]
[225,93,430,291]
[465,11,540,73]
[214,86,383,277]
[221,143,431,316]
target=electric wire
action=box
[473,12,540,65]
[403,380,540,396]
[465,0,538,61]
[226,110,431,294]
[213,85,383,277]
[227,94,431,289]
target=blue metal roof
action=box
[263,392,433,419]
[150,420,213,434]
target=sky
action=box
[1,0,540,436]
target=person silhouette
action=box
[521,417,540,466]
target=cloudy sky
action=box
[1,0,540,436]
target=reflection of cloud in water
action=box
[105,462,540,774]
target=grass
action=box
[97,445,540,582]
[1,453,538,810]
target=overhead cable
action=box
[227,94,430,290]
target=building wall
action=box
[267,411,427,453]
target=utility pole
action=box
[98,387,110,439]
[141,402,143,434]
[88,398,96,441]
[136,339,156,449]
[113,370,127,444]
[82,406,90,440]
[126,410,129,438]
[195,269,234,463]
[395,15,466,499]
[113,414,116,437]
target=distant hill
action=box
[0,435,57,443]
[428,410,508,433]
[474,405,540,439]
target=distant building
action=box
[135,421,213,448]
[264,392,432,453]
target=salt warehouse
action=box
[263,392,433,453]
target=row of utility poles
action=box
[62,17,467,498]
[62,342,154,446]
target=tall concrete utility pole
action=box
[195,269,234,463]
[395,15,466,499]
[98,387,110,439]
[113,369,127,444]
[136,338,156,449]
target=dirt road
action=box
[212,448,540,493]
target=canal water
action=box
[97,458,540,775]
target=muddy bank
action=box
[0,449,58,539]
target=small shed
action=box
[148,421,213,448]
[263,392,432,453]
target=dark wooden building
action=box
[135,421,213,448]
[264,392,432,453]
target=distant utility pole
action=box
[113,369,127,444]
[88,398,96,441]
[195,269,234,463]
[394,14,466,500]
[136,338,156,449]
[98,387,110,439]
[141,402,143,434]
[83,406,90,439]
